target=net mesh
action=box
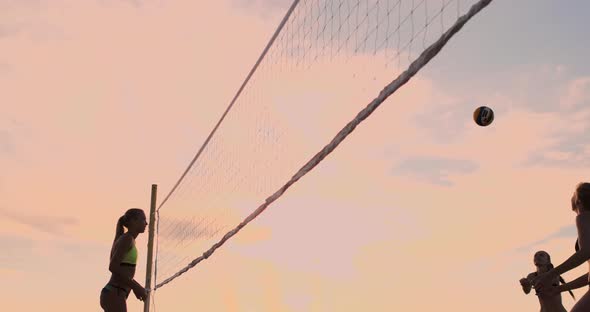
[153,0,492,293]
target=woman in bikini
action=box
[520,250,573,312]
[100,208,148,312]
[535,182,590,312]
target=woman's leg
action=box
[570,290,590,312]
[100,286,128,312]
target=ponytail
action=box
[558,275,576,300]
[548,262,576,300]
[114,215,127,243]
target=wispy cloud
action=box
[413,99,473,144]
[0,208,78,236]
[560,77,590,110]
[0,234,35,269]
[413,64,590,171]
[0,130,15,155]
[526,76,590,168]
[231,0,291,12]
[0,0,41,10]
[97,0,147,8]
[524,126,590,168]
[0,63,12,74]
[0,234,34,253]
[392,156,479,186]
[514,225,577,253]
[0,23,22,39]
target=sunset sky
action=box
[2,0,590,311]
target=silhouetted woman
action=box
[100,208,148,311]
[520,250,573,311]
[535,183,590,312]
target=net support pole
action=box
[144,184,158,312]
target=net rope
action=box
[152,0,493,291]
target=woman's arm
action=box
[552,252,590,276]
[552,214,590,276]
[558,273,589,292]
[109,235,143,291]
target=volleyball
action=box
[473,106,494,127]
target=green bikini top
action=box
[121,242,137,265]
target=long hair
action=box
[546,261,576,300]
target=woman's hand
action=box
[133,285,148,301]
